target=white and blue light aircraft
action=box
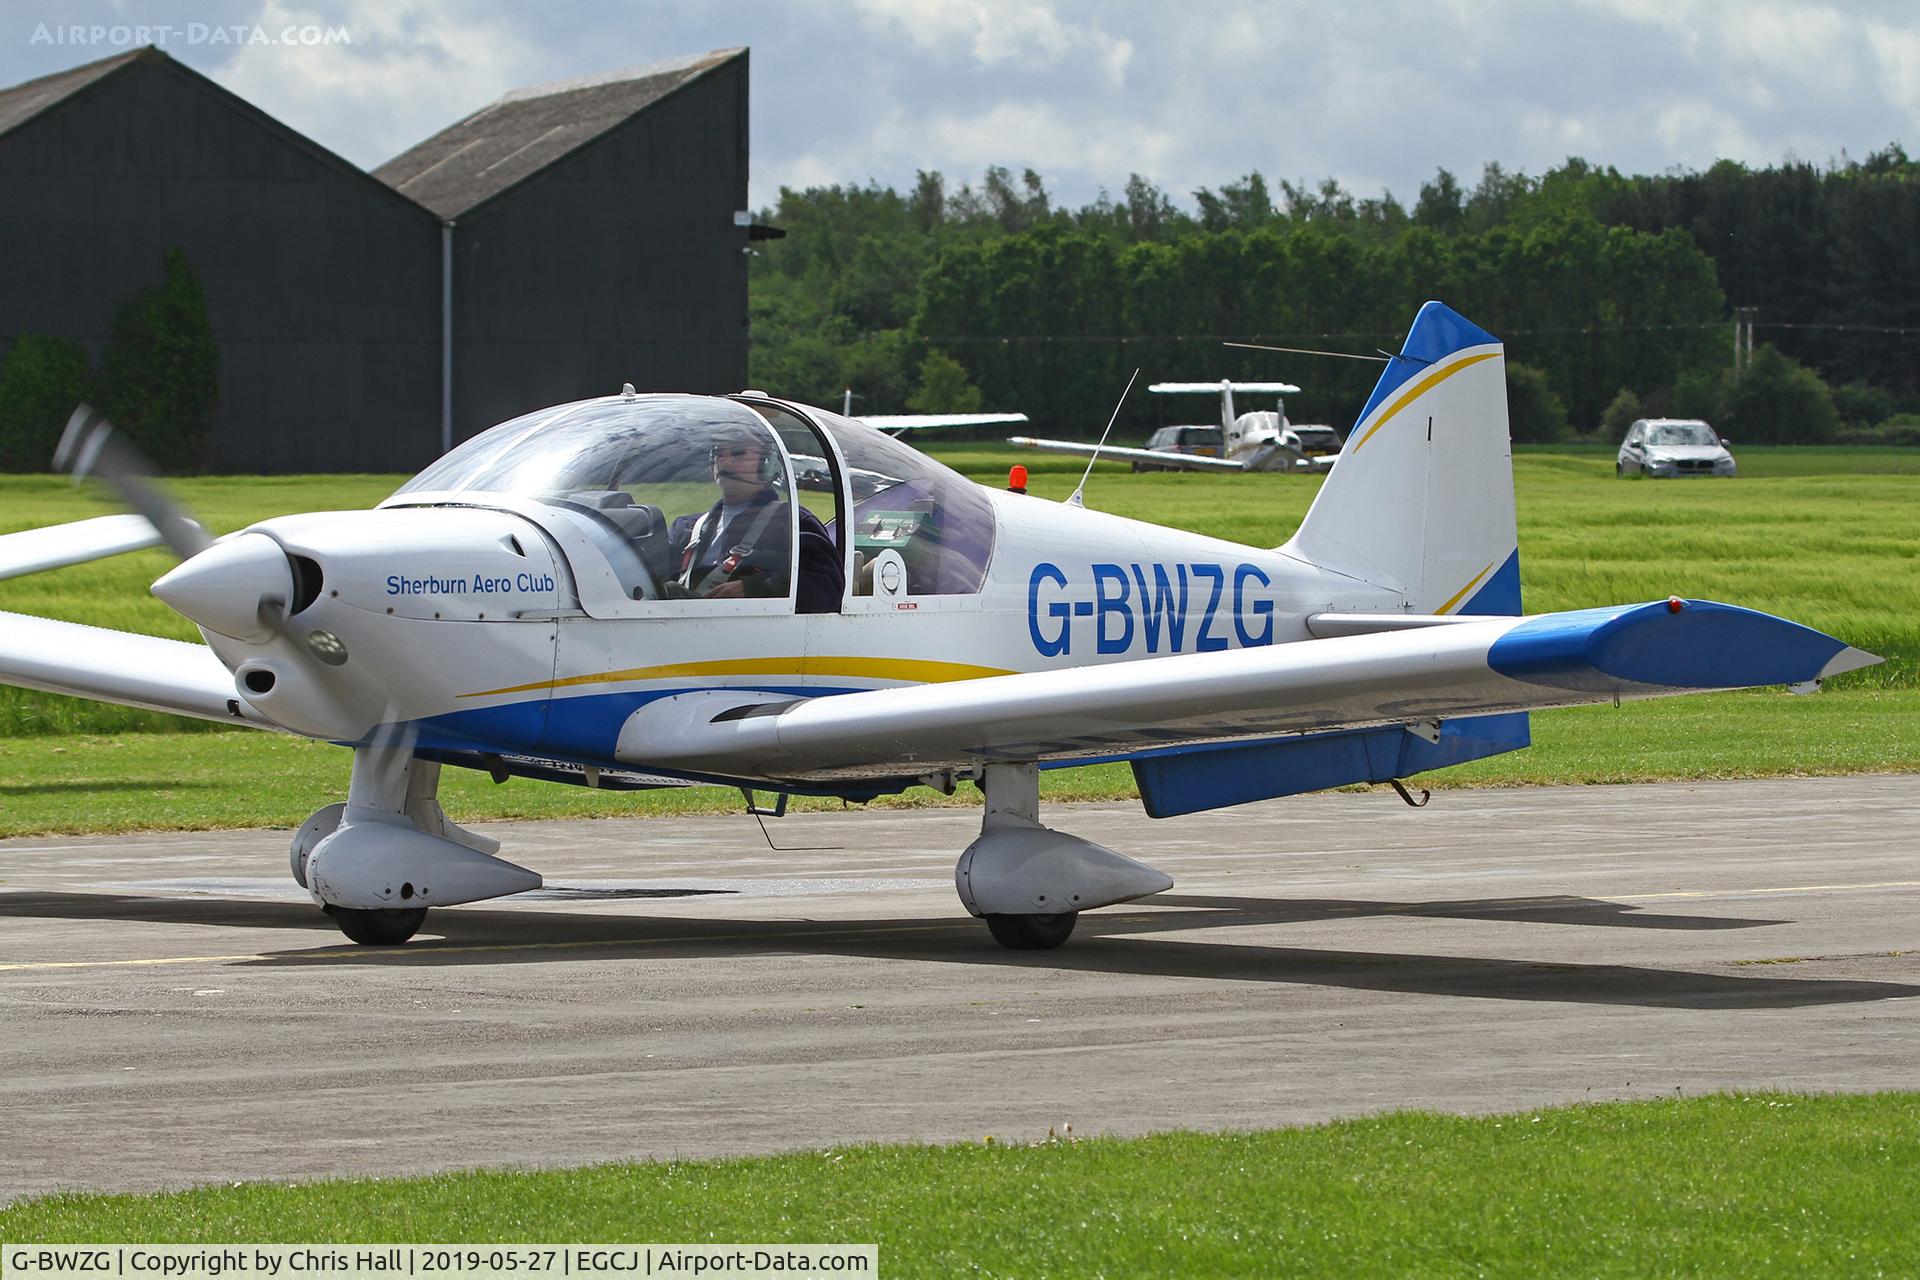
[0,304,1878,950]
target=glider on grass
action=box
[0,304,1878,949]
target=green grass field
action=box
[1,689,1912,837]
[5,1093,1918,1277]
[0,446,1914,834]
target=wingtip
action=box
[1818,646,1884,679]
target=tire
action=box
[1615,461,1625,477]
[984,912,1078,950]
[332,906,428,946]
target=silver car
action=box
[1616,418,1737,478]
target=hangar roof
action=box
[374,48,745,220]
[0,47,147,141]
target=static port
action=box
[241,668,277,695]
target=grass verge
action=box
[1,690,1912,838]
[2,447,1915,736]
[4,1093,1917,1277]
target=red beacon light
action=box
[1008,464,1029,495]
[1667,596,1685,614]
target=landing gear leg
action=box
[969,763,1079,950]
[320,740,435,946]
[298,742,541,947]
[954,762,1173,949]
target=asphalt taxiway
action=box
[2,773,1917,1201]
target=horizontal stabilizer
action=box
[1134,712,1531,818]
[1150,382,1300,395]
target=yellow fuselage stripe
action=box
[461,655,1016,699]
[1351,350,1500,453]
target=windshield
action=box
[1647,422,1719,447]
[793,404,996,595]
[393,396,803,604]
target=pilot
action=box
[669,428,843,613]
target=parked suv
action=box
[1616,418,1736,478]
[1133,425,1223,471]
[1289,424,1344,458]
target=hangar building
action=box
[377,49,753,441]
[0,45,751,473]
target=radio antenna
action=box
[1223,341,1390,364]
[1067,367,1140,509]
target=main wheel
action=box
[331,906,428,946]
[984,911,1078,950]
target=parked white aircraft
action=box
[1011,380,1338,474]
[840,387,1028,436]
[0,304,1877,950]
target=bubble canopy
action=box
[388,394,995,605]
[395,395,773,501]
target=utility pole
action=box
[1732,307,1758,375]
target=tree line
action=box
[750,148,1920,444]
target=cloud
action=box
[757,98,1176,206]
[215,0,531,166]
[847,0,1132,84]
[917,100,1175,176]
[4,0,1914,212]
[1866,20,1920,118]
[1653,100,1762,160]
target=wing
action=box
[618,600,1878,782]
[0,609,272,728]
[1006,437,1248,472]
[860,413,1030,432]
[0,514,171,582]
[1148,381,1301,395]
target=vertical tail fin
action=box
[1282,302,1520,615]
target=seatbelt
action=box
[685,499,785,597]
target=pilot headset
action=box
[709,433,778,483]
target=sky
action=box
[7,0,1918,213]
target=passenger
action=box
[667,430,843,613]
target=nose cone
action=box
[152,532,293,642]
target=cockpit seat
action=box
[568,490,672,578]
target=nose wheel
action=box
[326,904,428,946]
